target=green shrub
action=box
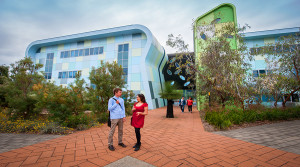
[205,105,300,130]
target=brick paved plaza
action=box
[0,106,299,167]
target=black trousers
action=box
[188,105,192,112]
[135,128,141,144]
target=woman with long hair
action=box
[131,94,148,151]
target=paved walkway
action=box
[0,106,300,167]
[0,134,63,154]
[214,120,300,155]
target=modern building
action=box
[244,27,300,106]
[26,24,167,109]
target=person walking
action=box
[131,94,148,151]
[179,96,186,113]
[107,88,127,151]
[187,97,193,113]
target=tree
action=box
[167,24,253,109]
[88,60,126,115]
[159,81,182,118]
[0,65,9,109]
[3,57,44,119]
[255,33,300,107]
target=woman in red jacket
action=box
[187,97,193,113]
[131,94,148,151]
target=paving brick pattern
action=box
[214,120,300,155]
[0,106,300,166]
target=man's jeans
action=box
[180,105,185,112]
[108,118,123,146]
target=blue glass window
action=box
[45,53,54,79]
[123,52,128,59]
[75,50,79,57]
[58,72,62,79]
[123,68,128,75]
[71,50,75,57]
[117,44,129,83]
[94,47,99,55]
[124,44,129,51]
[79,49,84,56]
[69,71,73,78]
[85,48,89,56]
[60,51,64,58]
[90,48,94,55]
[73,71,77,78]
[62,72,67,79]
[64,51,70,58]
[253,70,258,77]
[99,47,103,54]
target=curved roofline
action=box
[194,3,237,27]
[26,24,153,57]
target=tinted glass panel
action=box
[69,71,73,78]
[79,49,84,56]
[75,50,79,57]
[99,47,103,54]
[90,48,94,55]
[73,71,77,78]
[71,50,75,57]
[124,44,129,51]
[58,72,62,79]
[94,47,99,55]
[118,45,123,52]
[123,52,128,59]
[85,48,89,56]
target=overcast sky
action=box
[0,0,299,65]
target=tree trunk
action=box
[166,99,174,118]
[282,87,300,108]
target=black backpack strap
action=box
[112,98,122,108]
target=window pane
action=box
[253,70,258,77]
[73,71,77,78]
[123,68,128,75]
[118,45,123,52]
[118,61,122,66]
[65,51,70,58]
[123,51,128,59]
[99,47,103,54]
[259,70,266,76]
[90,48,94,55]
[62,72,67,78]
[118,52,122,60]
[69,71,73,78]
[48,73,51,79]
[60,52,64,58]
[85,48,89,56]
[47,54,50,59]
[94,47,99,55]
[123,60,128,67]
[75,50,79,57]
[79,49,84,56]
[58,72,62,79]
[124,44,129,51]
[71,50,75,57]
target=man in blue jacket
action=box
[179,96,186,113]
[108,88,127,151]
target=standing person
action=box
[179,96,186,113]
[187,97,193,113]
[107,88,127,151]
[131,94,148,151]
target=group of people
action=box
[107,88,148,151]
[179,96,193,113]
[107,88,194,152]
